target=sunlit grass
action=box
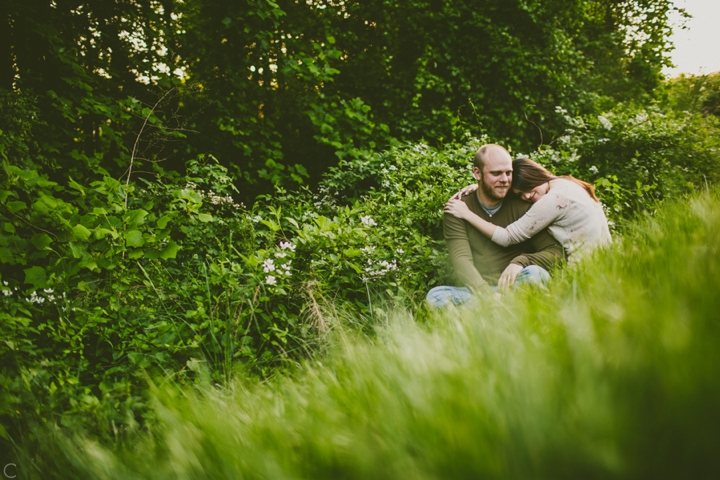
[19,188,720,479]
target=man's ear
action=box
[472,167,482,182]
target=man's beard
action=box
[480,176,509,202]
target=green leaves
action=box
[31,233,53,250]
[6,201,27,213]
[123,230,144,247]
[124,209,149,228]
[72,224,92,241]
[24,266,47,289]
[159,242,180,260]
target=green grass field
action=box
[15,188,720,479]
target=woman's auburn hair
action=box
[512,157,599,202]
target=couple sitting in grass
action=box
[427,143,611,308]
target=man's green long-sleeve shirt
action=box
[444,192,565,287]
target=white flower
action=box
[265,275,277,285]
[598,115,613,131]
[275,251,287,258]
[279,241,296,251]
[589,165,599,174]
[361,215,377,227]
[262,259,276,273]
[412,143,429,153]
[364,258,398,278]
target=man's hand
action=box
[498,263,523,292]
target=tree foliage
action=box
[2,0,684,199]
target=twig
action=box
[125,88,175,209]
[524,104,543,147]
[0,203,60,241]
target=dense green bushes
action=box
[1,100,719,448]
[534,103,720,224]
[13,176,720,480]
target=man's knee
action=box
[426,286,473,308]
[515,265,550,287]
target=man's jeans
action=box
[425,265,550,308]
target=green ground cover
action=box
[12,186,720,479]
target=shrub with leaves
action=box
[0,156,258,440]
[2,122,719,446]
[533,104,720,226]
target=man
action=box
[426,144,564,308]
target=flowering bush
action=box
[2,122,719,442]
[533,104,720,227]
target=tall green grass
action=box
[15,188,720,479]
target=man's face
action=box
[473,153,513,202]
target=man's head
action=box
[473,144,513,205]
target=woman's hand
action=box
[449,183,478,201]
[444,198,472,220]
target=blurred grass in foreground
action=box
[17,188,720,479]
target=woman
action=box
[445,158,611,263]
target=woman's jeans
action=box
[425,265,550,308]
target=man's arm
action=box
[443,212,488,288]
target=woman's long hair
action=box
[512,158,598,202]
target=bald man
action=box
[426,144,564,307]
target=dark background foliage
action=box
[3,0,682,200]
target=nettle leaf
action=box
[24,266,47,289]
[72,224,92,241]
[68,242,87,259]
[124,209,149,228]
[197,213,213,223]
[157,215,172,229]
[0,247,15,264]
[6,201,27,213]
[159,241,180,260]
[31,233,53,250]
[0,190,14,203]
[124,229,145,247]
[93,228,116,240]
[128,249,144,259]
[68,177,85,196]
[177,188,203,204]
[79,259,98,271]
